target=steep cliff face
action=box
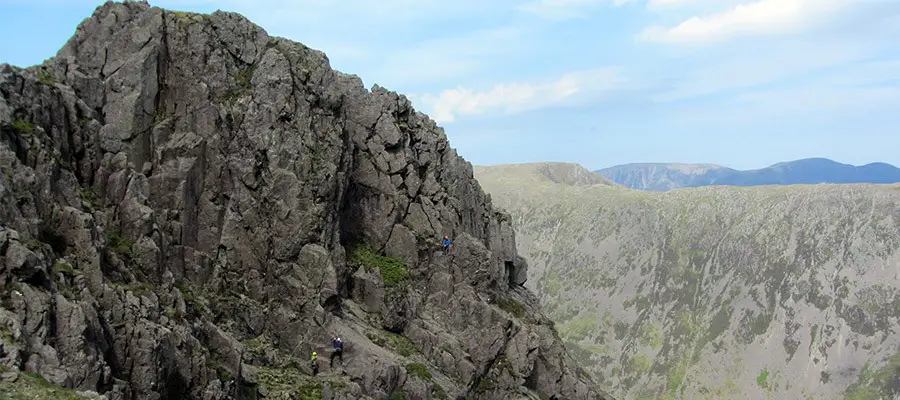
[0,2,608,399]
[475,163,900,400]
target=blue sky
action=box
[1,0,899,170]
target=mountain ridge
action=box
[596,158,900,191]
[474,162,900,400]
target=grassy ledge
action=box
[0,369,97,399]
[350,245,410,287]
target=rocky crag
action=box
[0,3,610,399]
[475,162,900,400]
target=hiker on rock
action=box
[311,351,319,376]
[331,336,344,367]
[440,235,452,254]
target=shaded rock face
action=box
[475,163,900,400]
[0,2,608,400]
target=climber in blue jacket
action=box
[441,235,452,254]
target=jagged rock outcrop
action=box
[475,162,900,400]
[0,3,609,399]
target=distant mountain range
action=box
[596,158,900,191]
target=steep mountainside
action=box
[475,163,900,400]
[597,158,900,191]
[473,163,616,188]
[0,2,609,399]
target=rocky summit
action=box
[0,2,610,399]
[475,162,900,400]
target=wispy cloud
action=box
[411,67,629,123]
[639,0,857,44]
[649,39,882,102]
[662,56,900,128]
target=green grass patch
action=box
[171,10,206,25]
[79,188,98,212]
[844,349,900,400]
[9,119,35,134]
[366,330,418,357]
[110,281,153,297]
[541,270,562,297]
[387,390,407,400]
[36,70,54,85]
[24,239,42,251]
[235,66,255,89]
[560,314,597,341]
[756,368,769,389]
[175,282,207,316]
[51,261,80,277]
[432,382,449,399]
[666,360,688,395]
[255,365,324,400]
[497,297,525,319]
[628,354,652,374]
[0,326,14,345]
[350,245,410,288]
[405,363,432,380]
[243,334,278,362]
[104,230,133,258]
[476,377,494,391]
[219,65,256,103]
[640,323,663,349]
[0,370,95,399]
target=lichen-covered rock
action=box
[0,2,609,399]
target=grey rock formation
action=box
[475,162,900,400]
[0,2,609,399]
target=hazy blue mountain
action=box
[596,158,900,191]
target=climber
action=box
[331,336,344,367]
[311,351,319,376]
[440,235,452,254]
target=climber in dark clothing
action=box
[311,351,319,376]
[440,235,452,254]
[331,337,343,367]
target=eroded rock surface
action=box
[0,2,609,399]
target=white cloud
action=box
[649,38,884,102]
[411,68,628,123]
[663,57,900,126]
[639,0,857,44]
